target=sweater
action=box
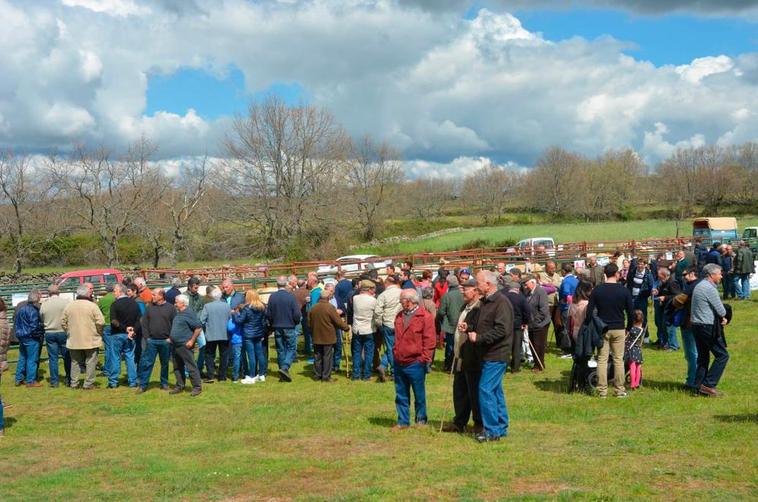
[141,302,176,340]
[40,295,71,332]
[690,280,727,325]
[586,282,634,331]
[265,289,301,329]
[110,296,141,335]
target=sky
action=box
[1,0,756,178]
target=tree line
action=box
[0,97,756,271]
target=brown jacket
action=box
[0,315,10,369]
[62,299,105,350]
[308,299,348,345]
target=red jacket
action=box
[393,306,436,365]
[433,281,448,307]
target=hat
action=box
[460,278,477,287]
[360,279,376,290]
[505,279,521,291]
[460,268,472,275]
[187,276,201,286]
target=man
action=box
[399,269,415,290]
[351,280,377,381]
[458,268,472,284]
[467,271,513,442]
[693,238,708,276]
[585,263,634,399]
[199,287,231,382]
[558,262,578,342]
[524,276,550,371]
[734,241,755,300]
[221,278,245,375]
[309,289,349,382]
[392,289,436,430]
[137,288,176,393]
[502,278,530,373]
[436,275,464,372]
[165,277,183,305]
[134,277,153,305]
[626,258,654,327]
[62,285,105,390]
[126,283,146,365]
[496,263,507,290]
[265,276,301,382]
[652,267,681,350]
[542,261,565,354]
[304,272,323,356]
[588,256,605,287]
[373,275,403,382]
[292,275,310,352]
[169,294,203,396]
[40,284,72,387]
[14,290,45,387]
[186,277,205,314]
[679,267,701,391]
[97,284,116,378]
[691,264,729,397]
[108,283,141,388]
[442,278,483,434]
[721,245,735,300]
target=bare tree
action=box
[529,147,584,216]
[164,156,211,266]
[346,135,403,241]
[462,165,518,224]
[404,178,456,220]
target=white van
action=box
[515,237,556,257]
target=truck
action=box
[692,217,738,246]
[743,227,758,253]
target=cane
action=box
[438,360,456,433]
[528,335,545,371]
[344,327,351,381]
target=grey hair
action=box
[702,263,722,277]
[446,275,459,287]
[276,276,288,288]
[658,267,671,278]
[171,277,182,288]
[175,294,189,306]
[210,288,222,300]
[75,285,90,298]
[478,270,498,286]
[400,288,420,304]
[28,289,41,303]
[320,289,332,300]
[133,277,146,287]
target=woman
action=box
[233,290,269,384]
[0,298,11,436]
[626,259,654,327]
[620,259,630,282]
[568,280,593,345]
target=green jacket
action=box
[188,291,205,315]
[735,247,755,275]
[97,293,115,325]
[437,287,464,334]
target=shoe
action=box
[413,421,428,428]
[377,367,387,383]
[49,383,59,388]
[14,381,23,387]
[615,392,628,398]
[390,425,410,431]
[107,384,118,389]
[190,388,202,397]
[257,375,265,383]
[135,387,146,394]
[321,378,338,383]
[475,434,500,443]
[169,387,183,395]
[699,384,723,397]
[203,379,215,384]
[278,368,292,382]
[441,423,464,433]
[232,380,240,383]
[560,353,573,359]
[26,382,42,388]
[161,385,170,391]
[471,425,484,435]
[240,376,256,384]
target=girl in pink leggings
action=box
[625,310,645,390]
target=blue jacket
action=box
[165,286,181,305]
[14,302,44,339]
[706,249,722,267]
[265,289,302,329]
[625,267,655,299]
[233,306,269,339]
[223,290,245,342]
[308,286,322,313]
[334,279,353,312]
[558,275,579,312]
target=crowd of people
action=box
[0,240,750,438]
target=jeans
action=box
[301,316,313,354]
[479,361,508,438]
[653,300,664,345]
[351,333,375,380]
[722,273,736,298]
[107,333,137,387]
[45,332,71,386]
[693,323,729,389]
[597,329,626,397]
[196,346,206,377]
[102,326,112,378]
[379,326,395,374]
[667,324,680,350]
[243,338,267,377]
[15,337,41,384]
[736,273,751,299]
[274,328,298,371]
[443,331,454,370]
[334,329,343,370]
[231,344,242,380]
[394,361,427,426]
[138,338,171,389]
[680,327,698,388]
[632,296,649,326]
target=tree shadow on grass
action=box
[714,413,758,424]
[636,378,689,392]
[532,378,570,395]
[368,416,396,428]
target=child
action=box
[625,310,645,390]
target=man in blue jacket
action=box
[265,276,302,382]
[14,290,45,387]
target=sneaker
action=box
[240,376,256,384]
[377,367,387,383]
[190,388,202,397]
[615,392,628,398]
[475,434,500,443]
[257,375,265,383]
[278,368,292,382]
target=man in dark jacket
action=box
[468,271,513,442]
[309,289,349,382]
[502,280,530,373]
[652,267,681,350]
[137,288,176,393]
[734,241,755,300]
[108,283,141,388]
[265,276,302,382]
[391,289,436,430]
[14,290,45,387]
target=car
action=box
[57,268,124,290]
[316,255,392,276]
[512,237,556,257]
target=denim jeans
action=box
[231,343,242,380]
[479,360,509,438]
[653,300,664,345]
[107,333,137,387]
[394,361,427,426]
[0,394,4,430]
[632,296,649,326]
[334,329,343,370]
[138,338,171,389]
[379,326,395,374]
[15,337,41,384]
[196,346,206,377]
[301,316,313,354]
[680,327,698,388]
[693,323,730,389]
[243,337,267,377]
[667,324,680,350]
[102,326,112,378]
[722,273,736,298]
[736,273,751,299]
[351,333,375,380]
[45,332,71,386]
[274,328,298,371]
[443,332,455,370]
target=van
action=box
[692,217,738,245]
[515,237,556,257]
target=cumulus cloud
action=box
[0,0,755,175]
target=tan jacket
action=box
[40,295,72,332]
[62,299,105,350]
[542,272,563,307]
[373,286,402,328]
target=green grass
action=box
[1,299,756,500]
[357,217,758,255]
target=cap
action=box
[360,279,376,289]
[460,268,472,275]
[460,278,477,287]
[187,276,201,286]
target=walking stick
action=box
[438,360,456,433]
[344,327,351,381]
[528,335,545,371]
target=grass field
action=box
[357,217,758,256]
[0,299,756,500]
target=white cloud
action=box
[0,0,755,175]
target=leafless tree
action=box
[529,147,584,216]
[462,165,518,224]
[164,156,212,266]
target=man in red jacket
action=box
[392,289,436,430]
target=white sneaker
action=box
[256,375,265,383]
[240,376,256,385]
